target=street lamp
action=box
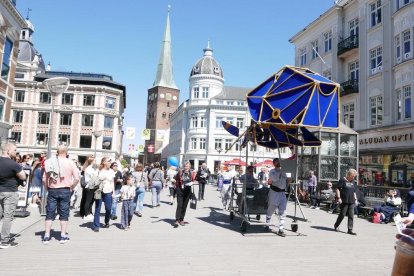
[93,130,103,160]
[43,77,70,158]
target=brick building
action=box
[145,9,180,163]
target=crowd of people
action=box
[0,142,215,248]
[1,141,414,251]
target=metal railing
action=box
[340,79,359,96]
[337,34,359,56]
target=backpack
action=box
[87,173,101,190]
[371,212,381,223]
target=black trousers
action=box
[175,186,192,221]
[334,203,355,231]
[79,188,96,217]
[198,182,206,200]
[310,195,322,207]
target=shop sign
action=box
[359,130,414,149]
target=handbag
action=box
[190,186,197,210]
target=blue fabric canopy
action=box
[247,66,340,128]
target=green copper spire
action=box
[153,6,178,89]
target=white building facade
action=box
[289,0,414,187]
[11,19,126,163]
[162,45,289,171]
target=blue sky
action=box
[17,0,334,153]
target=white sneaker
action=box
[86,214,94,221]
[315,207,320,210]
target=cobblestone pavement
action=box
[1,184,396,275]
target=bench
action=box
[357,197,384,218]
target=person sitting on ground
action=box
[373,189,402,224]
[310,181,334,210]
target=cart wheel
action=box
[230,211,234,220]
[291,223,298,232]
[256,215,261,221]
[241,221,247,232]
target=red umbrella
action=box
[254,159,274,167]
[223,158,247,166]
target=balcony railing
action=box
[340,79,359,97]
[337,34,359,56]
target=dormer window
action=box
[193,66,200,73]
[214,67,219,73]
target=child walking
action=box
[120,175,136,230]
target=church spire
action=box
[153,5,178,89]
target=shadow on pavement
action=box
[310,225,337,232]
[195,207,274,235]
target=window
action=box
[83,95,95,106]
[191,138,197,149]
[227,101,234,105]
[80,135,92,148]
[39,92,51,104]
[324,31,332,52]
[193,87,199,99]
[403,30,411,58]
[58,134,70,146]
[10,131,21,143]
[36,133,48,145]
[216,117,223,128]
[370,96,383,126]
[202,87,209,98]
[167,101,170,107]
[200,116,206,128]
[214,139,222,150]
[397,86,412,120]
[13,110,23,123]
[237,101,244,106]
[102,137,112,150]
[349,18,359,37]
[225,139,232,150]
[396,35,401,62]
[60,113,72,125]
[311,40,319,60]
[370,0,382,27]
[342,103,355,128]
[62,93,74,105]
[250,144,257,152]
[162,112,166,119]
[191,116,198,128]
[300,48,307,65]
[38,112,50,125]
[235,142,241,151]
[199,138,206,150]
[104,116,114,129]
[370,46,382,73]
[82,114,94,127]
[216,100,224,105]
[0,96,5,121]
[1,38,13,80]
[236,118,244,129]
[105,96,116,109]
[168,113,172,119]
[348,61,359,80]
[14,90,25,102]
